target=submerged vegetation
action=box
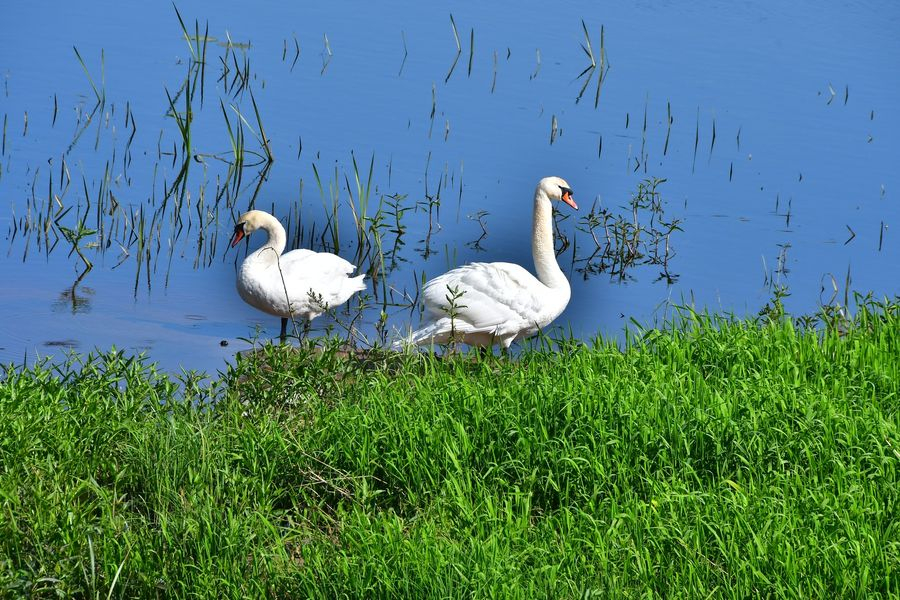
[4,5,689,345]
[2,300,898,597]
[2,5,897,594]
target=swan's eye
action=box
[233,223,245,234]
[558,186,573,198]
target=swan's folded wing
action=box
[421,262,544,331]
[278,248,317,266]
[281,249,359,278]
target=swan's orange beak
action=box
[230,225,245,248]
[561,191,578,210]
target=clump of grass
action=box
[2,301,899,597]
[575,21,609,107]
[576,177,682,281]
[445,14,462,83]
[57,219,96,273]
[311,161,342,252]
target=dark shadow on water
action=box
[42,339,80,348]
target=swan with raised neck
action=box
[400,176,577,349]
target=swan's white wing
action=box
[421,262,546,331]
[282,248,354,273]
[282,250,364,288]
[275,250,366,314]
[278,248,317,264]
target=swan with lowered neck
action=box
[230,210,366,339]
[402,176,577,349]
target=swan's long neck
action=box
[532,188,567,289]
[253,214,286,260]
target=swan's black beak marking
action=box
[559,186,578,210]
[230,223,246,248]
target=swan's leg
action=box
[279,318,288,343]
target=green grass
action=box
[1,303,899,598]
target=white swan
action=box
[401,176,577,349]
[230,210,366,339]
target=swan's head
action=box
[230,210,268,247]
[538,176,577,210]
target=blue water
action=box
[2,1,898,373]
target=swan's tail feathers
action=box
[392,321,438,351]
[393,318,513,351]
[329,273,366,309]
[390,332,411,351]
[346,273,367,294]
[391,319,467,351]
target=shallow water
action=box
[2,1,898,373]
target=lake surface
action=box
[2,1,898,374]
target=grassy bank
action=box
[1,304,898,598]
